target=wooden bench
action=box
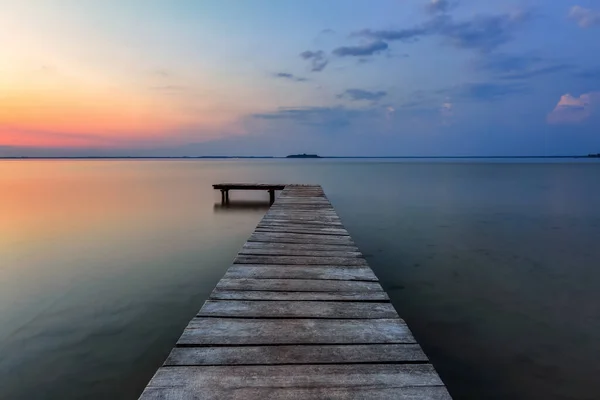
[213,183,286,205]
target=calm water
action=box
[1,159,600,399]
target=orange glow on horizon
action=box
[0,74,249,149]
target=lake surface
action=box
[1,159,600,399]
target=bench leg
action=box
[225,190,230,204]
[220,189,225,204]
[269,189,275,205]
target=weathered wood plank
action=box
[263,214,340,220]
[165,344,428,366]
[141,386,452,400]
[197,300,398,319]
[242,241,359,252]
[179,318,415,345]
[263,212,338,217]
[216,278,383,292]
[224,265,378,281]
[239,248,363,257]
[249,233,355,245]
[257,223,348,232]
[234,255,367,266]
[255,227,350,236]
[259,219,345,227]
[209,289,390,302]
[213,183,286,190]
[143,364,443,389]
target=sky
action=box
[1,0,599,157]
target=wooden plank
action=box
[265,207,335,211]
[249,233,354,245]
[255,227,350,236]
[178,318,415,345]
[142,364,443,389]
[209,289,390,302]
[165,344,428,366]
[259,218,345,226]
[257,223,348,232]
[141,385,452,400]
[268,205,334,209]
[197,300,398,319]
[263,214,340,219]
[261,216,342,223]
[224,265,378,281]
[213,183,286,190]
[234,255,367,266]
[242,241,359,252]
[259,220,343,227]
[216,278,383,292]
[239,248,363,257]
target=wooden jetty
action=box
[139,184,451,399]
[213,183,286,205]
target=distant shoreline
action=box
[1,155,599,160]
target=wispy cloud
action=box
[475,53,542,74]
[273,72,307,82]
[444,82,527,101]
[575,67,600,80]
[253,106,376,128]
[332,41,388,57]
[425,0,456,15]
[149,85,187,92]
[300,50,328,72]
[500,64,573,80]
[473,53,573,81]
[338,89,387,102]
[569,6,600,28]
[355,27,427,42]
[353,11,531,54]
[435,12,531,52]
[152,68,172,78]
[547,92,599,124]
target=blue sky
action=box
[1,0,599,156]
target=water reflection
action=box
[213,200,271,212]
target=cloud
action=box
[253,106,377,128]
[332,41,389,57]
[440,101,454,125]
[441,101,453,116]
[353,11,530,54]
[321,29,335,34]
[149,85,187,92]
[547,92,600,124]
[435,12,531,52]
[445,82,527,101]
[338,89,387,102]
[575,67,600,80]
[273,72,307,82]
[499,64,573,80]
[475,53,542,73]
[426,0,455,15]
[299,50,328,71]
[474,53,573,80]
[153,69,172,78]
[569,6,600,28]
[355,27,427,42]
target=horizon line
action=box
[1,155,599,160]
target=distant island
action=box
[286,153,321,159]
[588,153,600,158]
